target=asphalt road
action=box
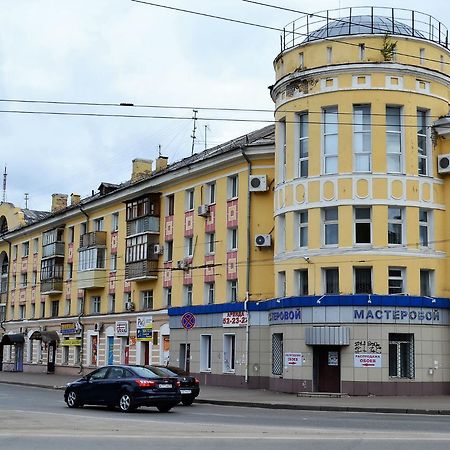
[1,384,450,450]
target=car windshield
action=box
[131,366,159,378]
[150,366,178,377]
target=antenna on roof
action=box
[158,144,162,157]
[191,109,198,156]
[24,193,29,209]
[2,165,6,203]
[204,124,210,150]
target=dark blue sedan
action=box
[64,365,181,412]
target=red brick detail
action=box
[183,257,193,285]
[21,257,28,273]
[31,287,36,304]
[65,281,72,300]
[227,199,239,228]
[33,254,38,271]
[226,251,238,280]
[67,243,74,263]
[77,289,84,299]
[109,272,116,294]
[163,262,173,288]
[184,211,194,237]
[110,232,118,255]
[165,215,174,241]
[204,255,215,283]
[123,280,131,293]
[19,288,26,304]
[10,290,15,305]
[12,260,17,275]
[205,204,216,233]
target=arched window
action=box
[0,251,8,294]
[0,216,7,234]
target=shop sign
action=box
[222,311,248,327]
[60,322,78,335]
[61,339,81,347]
[268,308,302,324]
[354,353,382,368]
[353,308,440,323]
[115,321,129,337]
[284,352,303,367]
[136,316,153,341]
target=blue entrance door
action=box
[107,336,114,365]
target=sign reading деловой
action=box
[354,353,382,368]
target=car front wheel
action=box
[118,393,135,412]
[66,390,80,408]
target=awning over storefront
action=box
[29,330,60,343]
[305,326,350,346]
[0,333,25,345]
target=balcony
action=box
[125,260,159,281]
[77,269,106,289]
[42,241,65,259]
[41,278,63,294]
[80,231,107,248]
[126,216,160,236]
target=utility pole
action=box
[24,193,29,209]
[204,124,210,150]
[191,109,198,155]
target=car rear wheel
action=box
[157,404,173,413]
[181,397,194,406]
[118,393,136,412]
[66,390,80,408]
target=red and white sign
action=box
[285,352,303,367]
[354,353,382,368]
[222,311,248,327]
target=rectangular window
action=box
[206,233,215,254]
[207,182,216,204]
[51,300,59,318]
[22,241,29,257]
[298,113,308,177]
[278,120,287,181]
[324,268,339,294]
[12,245,17,260]
[185,237,194,257]
[228,175,238,199]
[278,271,286,297]
[354,267,372,294]
[389,333,414,378]
[91,296,101,314]
[228,228,238,251]
[142,290,153,309]
[353,105,371,172]
[323,107,338,174]
[326,46,332,63]
[165,287,172,307]
[419,48,425,64]
[388,207,403,245]
[33,238,39,254]
[30,303,35,319]
[200,335,212,372]
[80,222,87,235]
[66,263,73,280]
[93,217,104,231]
[19,304,25,319]
[78,248,106,271]
[299,52,304,68]
[359,43,365,60]
[223,334,236,372]
[40,302,45,318]
[68,226,74,244]
[165,240,173,262]
[419,209,430,247]
[417,109,429,176]
[388,267,405,294]
[109,294,116,313]
[298,211,308,248]
[206,283,215,305]
[20,272,28,288]
[185,285,193,306]
[420,269,433,296]
[186,189,194,211]
[62,344,69,365]
[324,207,338,246]
[111,212,119,231]
[386,106,402,173]
[354,207,371,244]
[32,270,37,285]
[167,194,175,216]
[110,254,117,271]
[272,333,283,375]
[278,214,285,253]
[296,269,308,296]
[229,280,238,302]
[65,299,71,315]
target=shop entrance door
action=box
[47,342,56,373]
[107,336,114,365]
[15,344,24,372]
[313,346,341,392]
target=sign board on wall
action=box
[354,353,382,368]
[136,316,153,341]
[60,322,78,335]
[115,321,129,337]
[222,311,248,327]
[284,352,303,366]
[61,339,81,346]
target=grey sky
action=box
[1,0,449,211]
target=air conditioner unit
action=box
[197,204,210,217]
[438,154,450,174]
[255,234,272,247]
[125,301,135,312]
[153,244,164,255]
[249,175,268,192]
[177,259,189,270]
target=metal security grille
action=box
[388,333,415,378]
[272,333,283,375]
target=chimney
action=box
[51,193,68,212]
[155,156,168,171]
[131,158,153,182]
[70,193,81,205]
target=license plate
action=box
[159,384,172,389]
[180,389,192,394]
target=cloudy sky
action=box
[1,0,449,211]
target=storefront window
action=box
[389,333,414,378]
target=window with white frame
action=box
[326,46,333,63]
[40,302,45,318]
[386,106,402,173]
[223,334,236,372]
[91,296,101,314]
[62,342,69,365]
[185,284,193,306]
[419,48,425,64]
[30,303,35,319]
[323,107,338,174]
[111,212,119,231]
[388,267,405,294]
[298,113,308,178]
[78,248,106,271]
[94,217,104,231]
[108,294,115,313]
[167,194,175,216]
[185,189,194,211]
[417,109,430,176]
[278,271,286,297]
[324,268,339,294]
[353,105,371,172]
[278,214,286,253]
[207,182,216,204]
[323,207,338,246]
[228,175,238,199]
[19,304,25,319]
[12,245,17,260]
[185,236,194,257]
[164,287,172,307]
[22,241,29,257]
[354,267,372,294]
[205,283,215,305]
[354,207,371,244]
[66,263,73,280]
[65,299,71,315]
[298,211,308,248]
[228,228,238,251]
[68,227,74,244]
[206,232,215,254]
[388,207,403,245]
[110,254,117,271]
[419,209,431,247]
[295,269,308,296]
[200,335,212,371]
[164,240,173,262]
[20,272,27,288]
[278,119,287,181]
[389,333,414,378]
[228,280,238,302]
[142,290,153,310]
[420,269,433,296]
[33,237,39,254]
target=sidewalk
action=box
[1,370,450,415]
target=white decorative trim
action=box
[353,177,371,199]
[320,77,338,92]
[321,179,337,201]
[385,75,404,90]
[389,178,406,200]
[416,79,431,93]
[352,74,371,89]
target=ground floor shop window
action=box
[74,346,81,364]
[200,335,212,372]
[62,343,69,365]
[389,333,414,379]
[223,334,235,372]
[272,333,283,375]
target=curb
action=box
[2,380,450,415]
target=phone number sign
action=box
[222,311,248,327]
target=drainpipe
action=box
[0,234,12,333]
[241,148,252,383]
